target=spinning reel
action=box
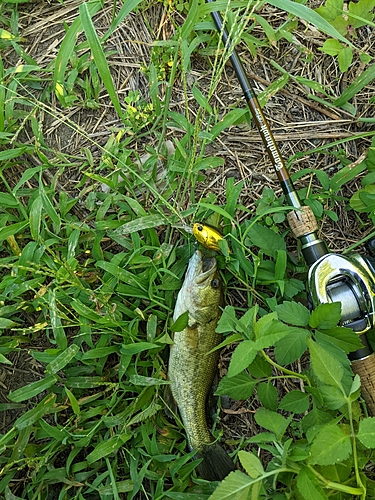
[206,0,375,413]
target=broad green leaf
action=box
[14,394,56,430]
[45,344,79,374]
[0,353,11,365]
[29,195,43,241]
[254,408,290,438]
[309,302,341,329]
[301,407,334,433]
[248,355,272,378]
[307,338,343,387]
[279,391,310,414]
[192,84,212,113]
[210,108,248,140]
[246,223,285,257]
[9,375,56,402]
[208,470,252,500]
[170,311,189,332]
[315,327,363,354]
[321,38,342,56]
[215,372,256,400]
[257,382,278,411]
[238,451,264,479]
[297,466,329,500]
[357,417,375,448]
[276,301,310,326]
[274,328,308,365]
[337,46,353,73]
[309,424,352,465]
[318,384,347,410]
[227,340,257,378]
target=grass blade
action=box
[266,0,354,47]
[334,62,375,107]
[79,2,122,118]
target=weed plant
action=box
[0,0,375,499]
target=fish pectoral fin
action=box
[195,442,236,481]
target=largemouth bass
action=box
[168,250,235,481]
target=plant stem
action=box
[261,351,310,383]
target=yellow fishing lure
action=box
[192,223,225,252]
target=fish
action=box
[168,250,236,481]
[192,223,225,252]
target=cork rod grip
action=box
[351,354,375,416]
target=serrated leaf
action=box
[215,372,256,400]
[254,408,290,438]
[274,328,309,365]
[279,391,310,414]
[238,451,264,479]
[357,417,375,448]
[246,223,285,257]
[309,424,352,465]
[309,302,341,329]
[307,338,343,387]
[318,385,347,410]
[276,301,310,326]
[315,327,363,354]
[248,355,272,378]
[257,382,278,411]
[208,470,252,500]
[227,340,257,378]
[297,466,329,500]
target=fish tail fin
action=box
[196,442,236,481]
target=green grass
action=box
[1,0,375,498]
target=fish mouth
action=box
[195,253,217,285]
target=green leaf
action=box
[246,223,285,257]
[170,311,189,332]
[9,375,57,403]
[227,340,257,378]
[257,382,278,411]
[215,372,256,400]
[315,327,363,354]
[338,46,353,73]
[307,338,343,387]
[274,328,308,365]
[248,355,272,378]
[297,466,329,500]
[318,384,347,410]
[86,434,131,463]
[254,408,290,438]
[309,424,352,465]
[208,470,252,500]
[321,38,343,56]
[357,417,375,448]
[279,391,310,414]
[309,302,341,329]
[79,2,122,117]
[334,62,375,106]
[45,344,79,374]
[0,221,28,243]
[14,394,56,430]
[115,214,168,235]
[238,451,264,479]
[276,301,310,326]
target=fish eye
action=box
[197,225,203,231]
[211,278,220,289]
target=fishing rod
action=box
[206,0,375,414]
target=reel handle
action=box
[351,354,375,415]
